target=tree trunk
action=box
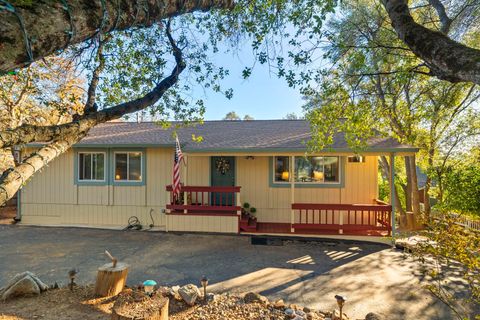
[382,0,480,84]
[0,0,233,73]
[95,262,129,297]
[0,133,84,207]
[408,155,421,226]
[379,156,406,218]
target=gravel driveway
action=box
[0,225,457,319]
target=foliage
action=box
[300,0,479,217]
[437,152,480,216]
[224,111,241,120]
[242,202,257,216]
[0,56,84,130]
[284,112,302,120]
[412,214,480,319]
[0,56,84,172]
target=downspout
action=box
[389,153,396,239]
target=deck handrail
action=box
[292,203,392,211]
[166,185,241,193]
[166,185,241,214]
[291,202,392,235]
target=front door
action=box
[210,156,235,206]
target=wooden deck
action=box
[165,185,393,238]
[249,222,390,237]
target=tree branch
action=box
[382,0,480,84]
[0,23,185,150]
[427,0,452,34]
[0,0,234,73]
[0,23,187,205]
[84,37,108,114]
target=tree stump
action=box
[94,261,129,297]
[111,290,169,320]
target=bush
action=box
[412,214,480,319]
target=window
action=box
[114,152,143,182]
[348,155,366,163]
[274,156,290,182]
[78,152,105,181]
[294,156,339,183]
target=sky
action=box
[194,48,305,120]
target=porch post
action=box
[290,155,295,232]
[236,191,241,216]
[389,153,396,237]
[183,154,188,214]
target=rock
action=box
[290,304,300,310]
[244,292,268,305]
[285,308,295,318]
[293,316,304,320]
[303,306,311,313]
[169,285,180,296]
[295,310,306,317]
[178,284,201,306]
[0,272,48,300]
[207,292,216,301]
[365,312,383,320]
[306,312,320,320]
[274,299,285,309]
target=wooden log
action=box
[111,295,169,320]
[94,262,129,297]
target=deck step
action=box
[239,215,257,232]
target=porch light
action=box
[313,171,324,181]
[200,275,208,302]
[143,280,157,296]
[281,171,289,181]
[334,295,346,320]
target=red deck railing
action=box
[166,185,241,214]
[292,203,392,235]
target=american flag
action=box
[173,135,184,198]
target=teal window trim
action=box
[268,156,345,188]
[74,149,109,186]
[110,149,146,186]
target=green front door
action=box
[210,156,235,206]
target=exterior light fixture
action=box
[334,295,346,320]
[68,268,78,291]
[245,156,255,160]
[200,275,209,302]
[143,280,157,296]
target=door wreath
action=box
[215,157,230,175]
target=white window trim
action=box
[78,152,106,182]
[114,151,143,182]
[273,156,342,185]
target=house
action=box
[18,120,418,240]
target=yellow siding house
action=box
[19,120,417,238]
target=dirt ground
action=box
[0,286,111,320]
[0,206,16,225]
[0,285,291,320]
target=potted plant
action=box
[242,202,257,218]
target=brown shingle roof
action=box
[76,120,418,152]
